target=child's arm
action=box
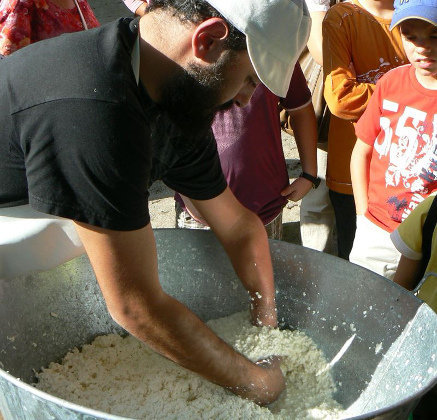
[123,0,148,16]
[280,102,318,201]
[322,7,376,121]
[304,0,331,65]
[350,138,372,215]
[391,196,437,292]
[306,11,326,65]
[393,256,422,290]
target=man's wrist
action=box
[299,172,321,189]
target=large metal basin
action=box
[0,229,436,419]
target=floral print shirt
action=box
[0,0,99,55]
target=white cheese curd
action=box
[35,311,344,419]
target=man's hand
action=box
[229,356,285,406]
[281,177,313,202]
[190,187,278,327]
[73,220,284,406]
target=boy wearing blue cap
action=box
[349,0,437,279]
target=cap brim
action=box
[390,6,437,30]
[246,37,296,98]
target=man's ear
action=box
[192,17,229,62]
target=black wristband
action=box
[299,172,321,189]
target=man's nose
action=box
[233,85,256,108]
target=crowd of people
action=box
[0,0,436,411]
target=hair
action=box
[146,0,247,51]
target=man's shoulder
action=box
[4,18,139,114]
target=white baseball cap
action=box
[205,0,311,97]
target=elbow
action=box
[324,82,371,121]
[222,210,265,249]
[107,303,133,329]
[106,291,169,333]
[327,102,370,122]
[238,210,265,237]
[326,101,343,118]
[325,100,356,121]
[106,301,146,332]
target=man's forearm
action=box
[217,213,277,326]
[188,191,277,327]
[73,181,284,406]
[110,289,281,403]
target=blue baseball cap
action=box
[390,0,437,30]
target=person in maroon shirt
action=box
[175,63,319,240]
[0,0,99,56]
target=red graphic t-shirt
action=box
[0,0,99,55]
[355,65,437,232]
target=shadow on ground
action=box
[282,222,302,245]
[149,181,174,200]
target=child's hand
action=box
[280,177,313,202]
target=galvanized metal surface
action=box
[0,229,436,419]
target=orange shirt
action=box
[323,0,407,194]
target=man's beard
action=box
[159,53,235,139]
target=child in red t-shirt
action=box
[349,0,437,279]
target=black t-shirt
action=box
[0,18,227,230]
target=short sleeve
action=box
[162,132,227,201]
[390,196,435,260]
[21,99,152,231]
[280,62,312,110]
